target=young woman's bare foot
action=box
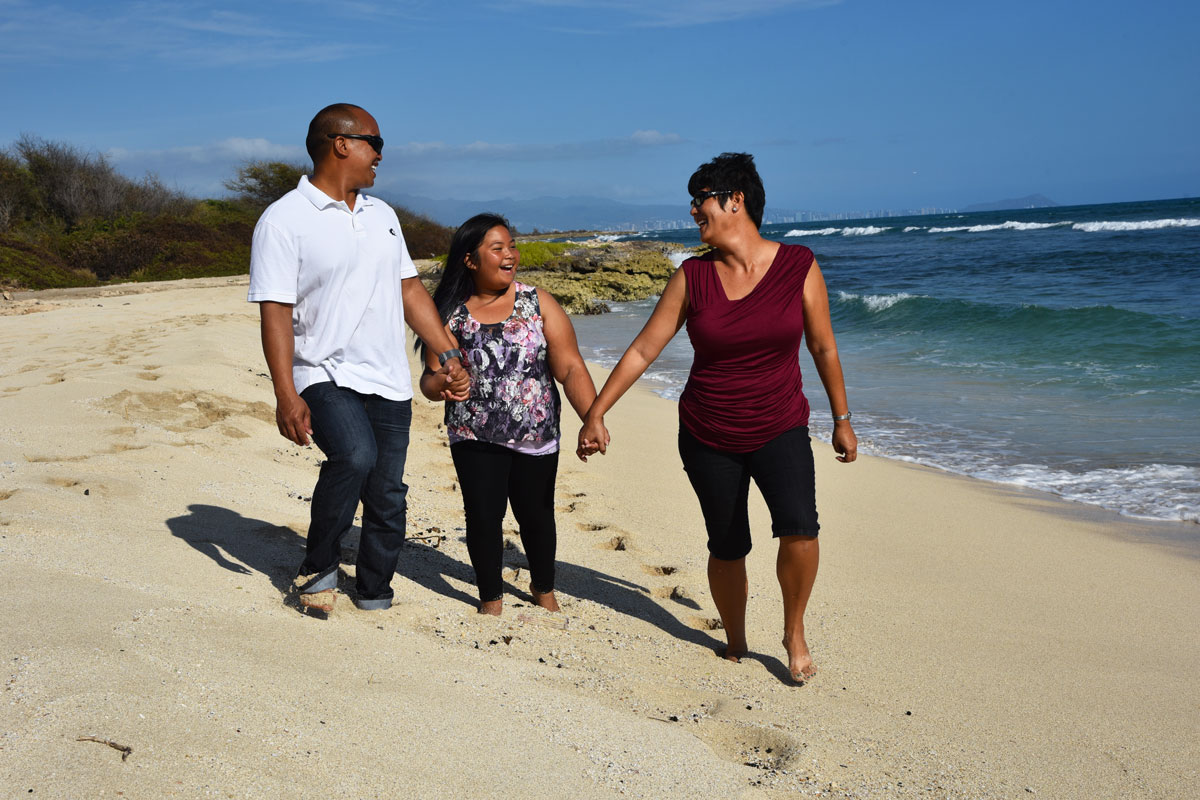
[721,636,749,663]
[478,598,503,616]
[530,586,560,612]
[782,636,816,682]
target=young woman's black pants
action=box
[450,440,559,602]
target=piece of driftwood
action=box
[76,735,132,761]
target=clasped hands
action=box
[428,358,470,402]
[575,415,610,462]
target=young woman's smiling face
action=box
[468,225,519,292]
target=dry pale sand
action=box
[0,277,1197,799]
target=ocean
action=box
[567,197,1200,525]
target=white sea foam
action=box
[785,227,841,237]
[784,226,891,237]
[903,226,924,233]
[668,250,691,269]
[1072,217,1200,232]
[836,290,916,311]
[928,221,1069,234]
[592,234,624,242]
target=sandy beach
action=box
[1,277,1197,799]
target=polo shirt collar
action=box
[297,175,374,211]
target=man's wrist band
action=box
[437,348,462,366]
[833,412,852,421]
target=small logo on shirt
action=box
[389,228,397,236]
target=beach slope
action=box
[0,278,1196,798]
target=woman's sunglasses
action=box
[690,189,731,209]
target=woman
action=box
[578,153,857,682]
[421,213,599,616]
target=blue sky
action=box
[1,0,1196,213]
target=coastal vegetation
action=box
[0,139,452,291]
[0,137,685,313]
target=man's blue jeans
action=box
[298,382,411,609]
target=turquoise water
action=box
[568,198,1200,524]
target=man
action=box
[248,103,467,612]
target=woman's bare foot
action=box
[531,586,560,612]
[478,598,503,616]
[782,636,816,683]
[721,634,749,663]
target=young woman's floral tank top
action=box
[445,282,561,449]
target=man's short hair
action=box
[306,103,368,164]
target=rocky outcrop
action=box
[419,239,701,315]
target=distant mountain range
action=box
[962,194,1059,213]
[384,191,1058,232]
[386,193,693,233]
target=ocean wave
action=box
[808,417,1200,522]
[784,227,841,237]
[928,221,1071,234]
[1072,218,1200,232]
[784,226,891,237]
[835,290,918,311]
[668,250,691,269]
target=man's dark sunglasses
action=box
[327,132,384,154]
[690,189,730,209]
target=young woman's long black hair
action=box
[416,212,513,357]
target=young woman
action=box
[578,154,858,682]
[421,213,599,615]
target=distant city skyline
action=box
[2,1,1196,215]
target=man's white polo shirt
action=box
[248,175,418,401]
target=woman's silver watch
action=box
[437,348,463,366]
[833,411,852,421]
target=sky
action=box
[1,0,1197,214]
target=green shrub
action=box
[513,240,572,268]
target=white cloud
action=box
[0,1,362,65]
[497,0,840,27]
[388,130,686,162]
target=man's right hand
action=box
[276,391,313,446]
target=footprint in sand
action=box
[644,564,679,577]
[0,489,16,502]
[695,721,803,773]
[690,616,724,631]
[599,534,630,551]
[651,585,701,609]
[576,522,607,532]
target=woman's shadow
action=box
[399,535,723,652]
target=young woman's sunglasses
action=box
[327,133,384,154]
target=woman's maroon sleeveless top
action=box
[679,244,814,452]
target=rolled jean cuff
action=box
[354,595,393,611]
[296,568,338,594]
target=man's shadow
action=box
[166,503,306,594]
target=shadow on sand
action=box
[168,503,722,652]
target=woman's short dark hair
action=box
[687,152,766,229]
[417,212,512,356]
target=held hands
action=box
[433,358,470,402]
[276,392,313,446]
[576,416,610,462]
